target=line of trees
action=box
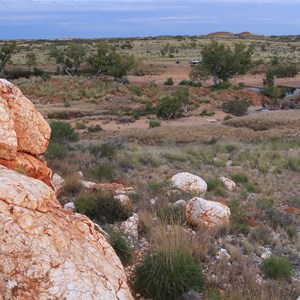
[0,42,137,83]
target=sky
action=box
[0,0,300,39]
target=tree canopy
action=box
[49,44,85,76]
[0,42,17,76]
[190,41,254,85]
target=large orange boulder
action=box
[0,80,133,299]
[0,79,50,155]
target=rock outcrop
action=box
[186,197,231,228]
[171,172,207,194]
[0,80,133,299]
[0,79,50,155]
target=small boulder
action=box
[171,172,207,194]
[186,197,231,228]
[220,176,236,192]
[173,199,187,208]
[51,173,66,194]
[64,201,76,211]
[120,213,139,241]
[114,194,131,206]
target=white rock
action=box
[220,176,236,192]
[80,180,97,189]
[171,172,207,194]
[186,197,231,228]
[149,198,156,205]
[216,248,231,260]
[120,213,139,240]
[64,202,75,211]
[77,171,84,179]
[51,173,65,194]
[114,194,131,206]
[173,199,187,207]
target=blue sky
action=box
[1,0,300,39]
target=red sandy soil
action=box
[129,63,300,88]
[85,64,300,131]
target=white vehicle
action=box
[190,59,201,65]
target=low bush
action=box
[90,164,116,182]
[108,229,133,265]
[75,192,130,224]
[266,208,293,228]
[134,246,203,300]
[206,178,227,197]
[156,95,181,119]
[232,172,249,184]
[149,119,161,128]
[261,256,292,280]
[45,142,68,159]
[89,142,117,159]
[50,121,79,144]
[221,100,250,116]
[164,77,174,85]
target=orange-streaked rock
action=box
[186,197,231,228]
[0,79,50,155]
[0,102,17,160]
[0,165,133,299]
[0,152,52,187]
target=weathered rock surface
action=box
[51,173,66,194]
[0,103,17,160]
[0,166,133,299]
[0,79,50,155]
[0,80,133,299]
[0,152,52,187]
[220,176,236,192]
[81,180,136,195]
[186,197,231,228]
[120,213,139,241]
[171,172,207,194]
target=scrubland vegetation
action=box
[1,33,300,299]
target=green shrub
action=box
[87,124,102,133]
[149,119,161,128]
[224,115,233,121]
[249,226,273,245]
[62,176,83,197]
[45,142,68,159]
[108,229,133,265]
[134,247,203,300]
[75,192,130,224]
[156,95,181,119]
[256,198,274,210]
[91,164,116,182]
[266,209,293,228]
[260,86,286,99]
[221,100,250,116]
[211,80,232,90]
[75,121,86,129]
[206,178,227,197]
[286,226,298,239]
[89,142,117,159]
[245,182,261,193]
[232,172,249,184]
[164,77,174,85]
[50,121,79,144]
[261,256,292,280]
